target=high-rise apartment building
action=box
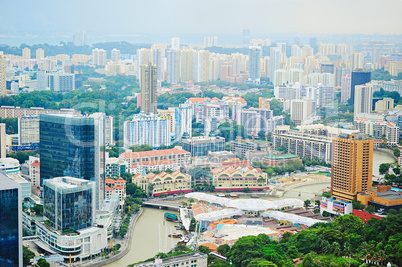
[43,176,96,231]
[73,30,87,46]
[18,115,39,146]
[248,46,261,85]
[175,105,192,142]
[269,47,280,81]
[351,52,363,71]
[111,48,120,62]
[167,49,179,83]
[291,45,302,58]
[140,62,158,114]
[0,52,6,95]
[331,131,373,201]
[36,48,45,60]
[341,74,352,104]
[0,173,22,267]
[37,71,75,92]
[22,47,31,59]
[39,113,105,208]
[350,70,371,104]
[123,114,170,149]
[290,99,314,126]
[354,83,373,118]
[92,48,107,66]
[171,37,180,50]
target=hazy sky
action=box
[1,0,401,35]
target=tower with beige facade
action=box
[331,131,373,202]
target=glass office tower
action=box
[43,176,96,231]
[0,172,22,267]
[39,113,105,209]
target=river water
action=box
[106,150,394,267]
[106,208,185,267]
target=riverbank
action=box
[77,208,144,267]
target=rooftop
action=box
[120,147,189,158]
[264,154,299,160]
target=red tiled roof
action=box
[116,177,126,183]
[114,185,124,190]
[120,148,189,159]
[30,161,40,167]
[105,179,116,184]
[105,185,113,191]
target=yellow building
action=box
[132,170,191,197]
[331,132,373,201]
[258,97,270,109]
[211,165,268,192]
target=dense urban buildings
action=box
[0,173,22,267]
[331,131,373,202]
[350,70,371,103]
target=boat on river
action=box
[175,225,185,230]
[168,233,183,238]
[164,212,178,222]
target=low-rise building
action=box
[105,153,127,178]
[272,125,338,163]
[182,136,225,157]
[208,151,237,163]
[133,252,207,267]
[230,136,270,159]
[119,147,190,168]
[211,165,268,192]
[129,159,179,175]
[357,185,402,212]
[105,177,126,208]
[320,197,353,216]
[132,170,191,197]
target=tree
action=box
[23,246,35,267]
[218,122,247,141]
[277,145,287,153]
[304,199,311,208]
[247,258,278,267]
[301,254,315,267]
[37,258,50,267]
[365,205,375,214]
[379,163,390,175]
[217,244,230,257]
[129,144,153,152]
[394,148,400,158]
[352,199,365,210]
[257,130,265,139]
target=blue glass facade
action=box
[0,175,21,267]
[350,70,371,103]
[40,114,96,184]
[182,137,225,157]
[43,177,95,231]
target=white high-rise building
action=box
[36,48,45,60]
[124,114,170,149]
[193,50,209,82]
[248,46,261,84]
[22,47,31,59]
[73,30,87,46]
[0,52,6,95]
[269,47,280,81]
[290,99,314,126]
[111,48,120,62]
[354,83,373,118]
[274,69,288,86]
[175,105,192,142]
[276,43,287,54]
[171,37,180,50]
[351,52,363,71]
[291,45,302,58]
[92,48,107,66]
[341,74,352,104]
[167,49,179,83]
[18,115,39,145]
[204,36,211,48]
[212,36,218,46]
[301,45,313,59]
